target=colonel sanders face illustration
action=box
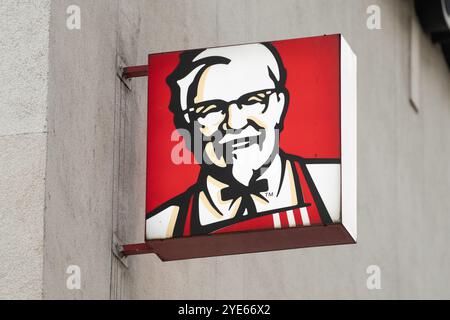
[167,43,288,186]
[146,42,339,240]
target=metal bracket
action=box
[116,55,147,90]
[122,65,148,79]
[116,55,132,89]
[121,242,155,256]
[112,233,129,268]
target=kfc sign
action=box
[140,34,356,260]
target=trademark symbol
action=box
[265,192,274,197]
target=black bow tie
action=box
[221,179,269,202]
[220,179,269,217]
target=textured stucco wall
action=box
[41,0,450,299]
[0,0,50,299]
[43,0,117,299]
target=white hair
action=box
[175,43,282,124]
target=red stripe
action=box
[293,208,303,226]
[308,207,322,225]
[293,162,322,226]
[278,211,289,228]
[183,195,194,236]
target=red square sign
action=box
[143,34,356,260]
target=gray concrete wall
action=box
[43,0,117,299]
[0,0,50,299]
[39,0,450,299]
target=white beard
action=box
[230,143,266,186]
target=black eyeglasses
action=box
[183,88,282,121]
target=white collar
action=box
[198,155,299,225]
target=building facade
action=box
[1,0,450,299]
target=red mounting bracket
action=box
[120,224,355,261]
[116,55,148,89]
[121,242,155,256]
[122,65,148,79]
